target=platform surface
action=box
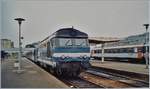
[1,58,68,88]
[90,60,149,75]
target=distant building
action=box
[1,39,14,49]
[105,32,149,47]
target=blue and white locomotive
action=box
[29,27,91,76]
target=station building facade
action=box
[1,39,14,49]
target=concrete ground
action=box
[90,60,149,75]
[1,58,68,88]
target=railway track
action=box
[27,58,149,88]
[27,58,103,88]
[59,77,103,88]
[57,68,149,88]
[91,66,149,82]
[81,68,149,88]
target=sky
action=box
[1,0,149,47]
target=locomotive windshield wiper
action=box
[76,41,86,47]
[80,41,86,46]
[65,40,73,46]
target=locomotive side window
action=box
[47,41,52,57]
[51,38,55,47]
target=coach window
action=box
[128,48,133,53]
[100,50,102,53]
[112,49,115,53]
[105,49,108,53]
[97,50,99,53]
[109,49,112,53]
[104,49,107,53]
[121,48,124,53]
[115,49,117,53]
[116,49,119,53]
[95,50,97,53]
[109,49,111,53]
[111,49,113,53]
[119,48,123,53]
[94,50,96,53]
[97,50,100,53]
[96,50,98,53]
[123,48,126,53]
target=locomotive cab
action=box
[50,28,90,76]
[36,27,91,76]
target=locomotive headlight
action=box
[61,55,65,59]
[83,55,87,59]
[66,56,70,58]
[79,55,83,58]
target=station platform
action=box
[1,58,68,88]
[90,60,149,75]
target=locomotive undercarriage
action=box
[54,62,83,77]
[56,62,83,76]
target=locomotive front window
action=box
[74,39,88,47]
[56,38,89,47]
[58,38,73,47]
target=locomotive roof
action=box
[40,27,88,44]
[54,28,88,38]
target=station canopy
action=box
[88,37,120,44]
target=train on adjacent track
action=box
[91,44,149,63]
[26,27,91,76]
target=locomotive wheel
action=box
[49,67,55,74]
[56,68,62,76]
[72,72,78,77]
[40,62,44,67]
[36,61,40,66]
